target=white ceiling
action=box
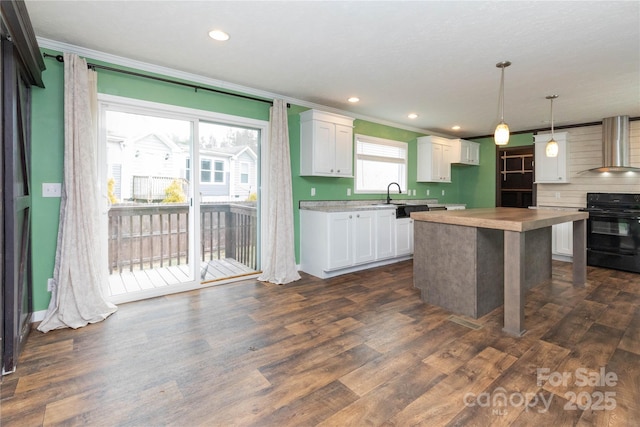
[25,1,640,138]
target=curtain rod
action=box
[43,53,289,108]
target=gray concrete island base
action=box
[413,222,551,319]
[410,207,588,336]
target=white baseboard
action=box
[552,254,573,263]
[31,310,47,323]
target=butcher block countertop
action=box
[410,207,588,232]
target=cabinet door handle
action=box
[330,169,334,173]
[349,215,352,219]
[337,169,340,173]
[356,214,360,218]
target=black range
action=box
[580,193,640,273]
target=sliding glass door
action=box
[102,108,196,300]
[99,96,264,303]
[197,122,259,283]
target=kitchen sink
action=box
[370,202,405,207]
[367,202,441,217]
[395,204,430,218]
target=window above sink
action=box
[354,134,407,194]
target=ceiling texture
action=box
[25,1,640,138]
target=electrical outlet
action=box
[442,190,445,196]
[347,188,351,196]
[42,183,62,198]
[47,278,55,292]
[311,188,316,196]
[555,192,561,199]
[413,189,417,196]
[426,189,430,196]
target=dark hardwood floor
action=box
[1,260,639,426]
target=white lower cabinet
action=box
[300,208,411,279]
[352,211,376,265]
[376,209,396,260]
[395,217,414,256]
[326,212,353,270]
[552,222,573,259]
[323,210,376,269]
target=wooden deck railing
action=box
[108,202,257,274]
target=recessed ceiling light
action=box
[348,97,360,103]
[452,125,461,130]
[408,113,418,119]
[208,29,230,41]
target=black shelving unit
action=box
[496,146,535,208]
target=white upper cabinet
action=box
[534,131,569,183]
[451,139,480,165]
[300,109,355,177]
[416,136,452,182]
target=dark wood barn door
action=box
[1,2,45,374]
[2,39,33,374]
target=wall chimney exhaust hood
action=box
[584,115,640,173]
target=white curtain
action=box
[258,99,301,285]
[38,53,117,332]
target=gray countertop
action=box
[299,199,465,212]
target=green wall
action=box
[33,49,517,311]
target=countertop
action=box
[410,207,588,232]
[299,199,465,213]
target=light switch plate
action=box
[43,183,62,198]
[347,188,351,196]
[311,187,316,196]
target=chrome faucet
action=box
[387,182,402,204]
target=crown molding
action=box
[37,37,447,137]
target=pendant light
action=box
[494,61,511,146]
[545,95,559,157]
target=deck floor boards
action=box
[107,258,257,296]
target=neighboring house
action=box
[196,145,257,202]
[107,132,186,202]
[107,132,257,203]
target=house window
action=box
[201,159,212,182]
[214,160,225,183]
[240,162,249,184]
[185,158,191,182]
[354,134,407,193]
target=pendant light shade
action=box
[545,95,559,157]
[494,61,511,146]
[494,122,510,146]
[545,139,559,157]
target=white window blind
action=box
[355,134,407,193]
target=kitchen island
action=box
[411,207,589,336]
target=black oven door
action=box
[586,212,640,273]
